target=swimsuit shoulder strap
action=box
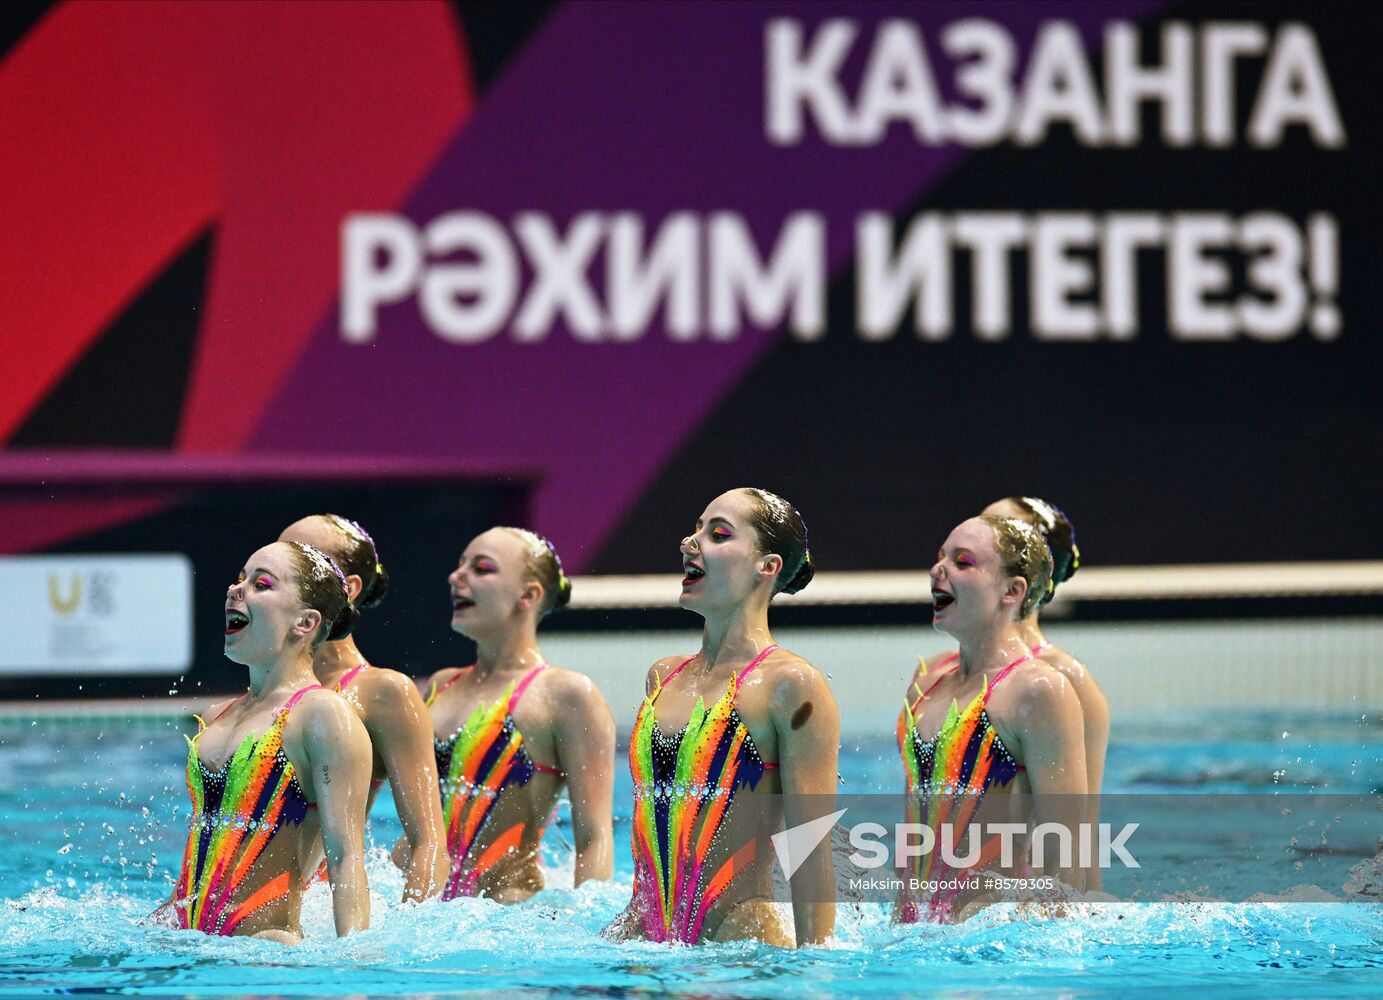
[653,654,699,695]
[279,683,324,717]
[734,644,780,686]
[506,663,548,714]
[733,644,781,768]
[426,665,475,707]
[909,652,960,713]
[981,652,1033,702]
[208,692,247,725]
[336,662,369,692]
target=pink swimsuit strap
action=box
[508,664,565,777]
[982,653,1031,700]
[280,684,323,712]
[333,665,384,786]
[661,643,779,687]
[909,652,961,713]
[506,663,548,713]
[209,693,247,724]
[208,682,321,724]
[336,662,369,692]
[660,644,781,768]
[910,648,1034,714]
[431,664,475,702]
[433,664,564,777]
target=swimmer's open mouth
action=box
[224,610,249,635]
[682,564,705,586]
[931,590,955,610]
[452,596,475,611]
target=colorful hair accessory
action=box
[1019,496,1059,533]
[286,540,347,590]
[326,514,377,556]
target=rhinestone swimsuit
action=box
[427,664,563,899]
[627,645,780,943]
[895,646,1047,922]
[176,685,319,935]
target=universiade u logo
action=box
[47,574,81,615]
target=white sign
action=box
[0,554,193,675]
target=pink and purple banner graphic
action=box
[2,1,1375,570]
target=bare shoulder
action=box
[759,647,832,704]
[646,654,692,694]
[994,659,1079,717]
[280,688,363,756]
[292,686,357,727]
[198,695,239,723]
[356,664,425,710]
[923,650,957,671]
[1038,648,1104,692]
[535,665,604,704]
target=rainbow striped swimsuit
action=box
[428,665,561,900]
[176,684,319,936]
[628,644,779,944]
[896,651,1035,922]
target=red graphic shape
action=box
[0,0,473,451]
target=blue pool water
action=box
[0,708,1379,997]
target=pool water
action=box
[1,709,1379,997]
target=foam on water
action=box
[2,849,1381,998]
[1,712,1380,996]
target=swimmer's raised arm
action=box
[550,670,616,885]
[771,656,840,947]
[293,692,373,936]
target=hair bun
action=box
[1056,542,1081,585]
[781,551,815,595]
[326,601,360,642]
[552,573,573,612]
[359,563,390,609]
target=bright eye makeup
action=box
[254,575,274,589]
[710,526,733,541]
[474,559,498,574]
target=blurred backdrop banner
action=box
[1,1,1376,593]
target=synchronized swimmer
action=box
[160,491,1101,943]
[277,515,448,902]
[417,527,615,901]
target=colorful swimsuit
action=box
[896,649,1040,922]
[427,664,563,900]
[628,644,780,944]
[176,685,320,935]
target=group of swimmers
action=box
[154,488,1105,947]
